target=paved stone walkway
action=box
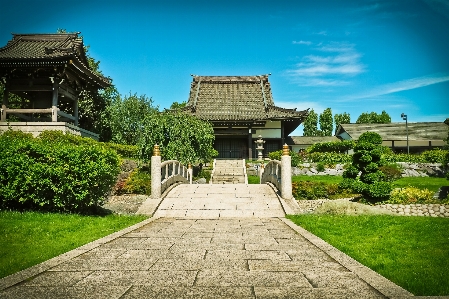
[153,184,286,218]
[0,183,413,298]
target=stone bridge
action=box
[137,145,300,217]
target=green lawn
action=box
[393,177,448,192]
[291,175,343,184]
[286,214,449,296]
[0,211,147,279]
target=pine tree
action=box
[303,109,319,136]
[319,108,333,136]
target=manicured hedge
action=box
[307,140,355,153]
[0,130,120,213]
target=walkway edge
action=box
[0,217,159,291]
[280,217,414,298]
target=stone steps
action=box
[212,160,246,184]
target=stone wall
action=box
[377,203,449,217]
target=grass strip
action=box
[0,211,147,279]
[286,214,449,296]
[393,177,448,192]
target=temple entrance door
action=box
[215,138,247,158]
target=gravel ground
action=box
[102,194,148,215]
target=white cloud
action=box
[342,73,449,101]
[286,42,364,86]
[292,40,312,45]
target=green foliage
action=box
[307,140,355,153]
[104,93,156,145]
[358,131,383,145]
[104,142,138,159]
[334,112,351,129]
[116,168,151,195]
[139,110,217,165]
[384,187,439,204]
[319,108,333,136]
[268,150,303,166]
[382,149,448,164]
[343,132,393,202]
[303,109,320,136]
[316,162,325,172]
[379,164,403,182]
[307,152,352,164]
[169,101,187,110]
[0,131,120,213]
[195,169,212,183]
[356,110,391,124]
[0,211,147,279]
[292,181,339,200]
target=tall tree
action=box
[334,112,351,129]
[104,93,156,145]
[139,111,218,164]
[319,108,333,136]
[356,111,391,124]
[303,109,319,136]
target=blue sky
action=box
[1,0,448,135]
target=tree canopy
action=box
[319,108,333,136]
[303,109,320,136]
[356,110,391,124]
[334,112,351,129]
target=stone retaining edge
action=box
[280,217,414,298]
[0,217,159,291]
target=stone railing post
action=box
[151,144,162,199]
[281,144,292,199]
[188,163,193,184]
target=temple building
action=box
[182,75,309,159]
[0,33,111,139]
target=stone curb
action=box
[0,217,158,291]
[266,182,301,215]
[280,217,414,298]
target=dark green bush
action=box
[117,168,151,195]
[268,150,302,166]
[316,162,325,172]
[0,131,120,213]
[379,164,403,182]
[367,181,392,201]
[195,169,211,183]
[342,165,359,179]
[358,131,383,145]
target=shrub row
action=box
[268,150,303,167]
[307,140,355,153]
[382,149,448,164]
[38,130,138,159]
[0,130,120,213]
[307,152,352,164]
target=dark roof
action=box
[335,122,448,141]
[286,136,340,145]
[0,33,110,88]
[182,75,309,122]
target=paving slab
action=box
[0,217,414,298]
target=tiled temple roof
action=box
[0,33,111,88]
[183,75,309,121]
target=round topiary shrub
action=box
[358,131,383,145]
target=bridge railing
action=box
[260,144,292,200]
[161,160,192,194]
[261,160,282,189]
[151,145,192,199]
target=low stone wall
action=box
[377,203,449,217]
[296,199,449,217]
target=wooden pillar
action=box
[1,81,8,122]
[51,80,58,122]
[248,127,253,160]
[73,97,79,126]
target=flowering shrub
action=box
[384,187,435,204]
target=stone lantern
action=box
[254,135,265,161]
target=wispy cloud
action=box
[286,42,365,86]
[292,40,312,45]
[342,73,449,101]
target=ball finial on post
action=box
[153,144,161,156]
[282,144,290,156]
